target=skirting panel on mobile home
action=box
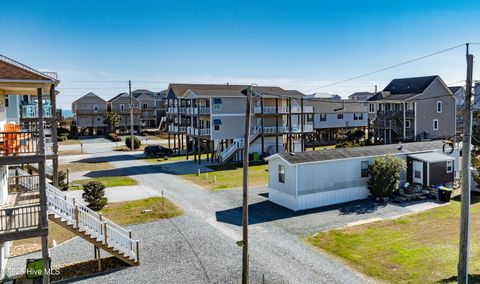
[269,187,369,211]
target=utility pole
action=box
[458,44,473,284]
[242,85,253,284]
[129,80,134,151]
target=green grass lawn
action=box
[182,163,269,191]
[307,194,480,283]
[69,176,137,190]
[141,155,189,163]
[100,197,183,225]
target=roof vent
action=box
[289,152,296,156]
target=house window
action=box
[213,98,222,110]
[433,119,439,130]
[213,119,221,131]
[22,95,29,104]
[354,113,358,120]
[278,165,285,183]
[446,160,453,173]
[361,161,369,178]
[354,113,363,120]
[337,114,343,119]
[320,114,327,122]
[307,114,313,122]
[405,120,411,128]
[97,118,100,121]
[4,96,9,107]
[120,104,125,112]
[369,103,375,113]
[93,104,98,112]
[142,103,148,109]
[437,101,443,113]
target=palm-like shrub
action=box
[82,181,108,211]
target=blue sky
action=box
[1,0,479,109]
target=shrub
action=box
[82,181,108,211]
[58,136,68,142]
[107,133,121,142]
[57,170,69,191]
[125,136,141,149]
[474,173,480,186]
[368,155,406,198]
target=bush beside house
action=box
[368,155,406,198]
[82,181,108,211]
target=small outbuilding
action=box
[265,141,459,211]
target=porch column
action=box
[50,85,59,187]
[38,88,50,284]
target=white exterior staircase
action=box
[218,126,261,163]
[46,183,140,266]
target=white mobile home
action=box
[265,141,459,211]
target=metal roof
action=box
[268,140,450,165]
[408,152,455,163]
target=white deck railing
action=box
[46,183,139,263]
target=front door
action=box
[413,161,423,185]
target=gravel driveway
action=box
[15,148,382,283]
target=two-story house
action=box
[155,90,167,129]
[108,93,141,133]
[449,86,466,135]
[368,75,456,144]
[72,92,108,135]
[166,84,314,163]
[305,99,368,145]
[132,89,157,129]
[0,54,59,282]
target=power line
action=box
[303,43,466,93]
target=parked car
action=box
[144,145,173,157]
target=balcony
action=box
[0,128,40,157]
[168,125,187,133]
[21,104,53,118]
[186,106,211,115]
[167,107,178,114]
[0,171,42,238]
[253,105,314,114]
[187,127,211,136]
[262,124,314,134]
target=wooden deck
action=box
[0,192,43,241]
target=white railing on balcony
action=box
[8,173,39,192]
[187,127,211,136]
[46,183,139,263]
[0,130,40,156]
[22,104,53,118]
[167,107,178,114]
[178,107,187,114]
[262,124,314,133]
[0,204,41,232]
[186,106,210,115]
[253,105,314,114]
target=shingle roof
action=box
[0,54,58,82]
[271,140,447,165]
[305,99,367,113]
[168,83,304,99]
[72,92,106,103]
[448,86,463,94]
[383,75,438,95]
[349,92,375,99]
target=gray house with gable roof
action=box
[368,75,455,144]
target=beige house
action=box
[132,89,157,129]
[72,92,108,135]
[108,93,141,133]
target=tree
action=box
[368,155,406,198]
[104,111,120,133]
[57,170,69,191]
[82,181,108,211]
[125,136,141,149]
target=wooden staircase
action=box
[46,183,139,266]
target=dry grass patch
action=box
[10,221,76,257]
[59,162,114,172]
[58,139,81,145]
[100,197,183,225]
[182,163,268,191]
[307,194,480,283]
[58,150,84,156]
